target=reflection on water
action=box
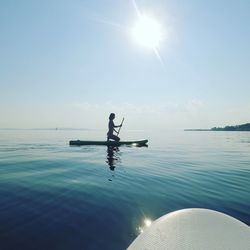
[106,146,121,171]
[136,218,153,234]
[105,144,148,171]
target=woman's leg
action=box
[108,134,120,142]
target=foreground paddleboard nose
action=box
[127,208,250,250]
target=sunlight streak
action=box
[154,47,164,66]
[132,0,141,17]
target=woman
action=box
[107,113,122,142]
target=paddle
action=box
[117,118,124,136]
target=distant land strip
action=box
[185,123,250,131]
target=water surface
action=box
[0,130,249,250]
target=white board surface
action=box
[127,208,250,250]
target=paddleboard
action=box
[69,139,148,147]
[127,208,250,250]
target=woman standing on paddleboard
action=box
[107,113,122,142]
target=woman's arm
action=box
[113,124,122,133]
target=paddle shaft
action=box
[117,118,124,136]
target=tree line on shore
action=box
[211,123,250,131]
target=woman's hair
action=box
[109,113,115,120]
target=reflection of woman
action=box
[106,146,119,171]
[107,113,122,142]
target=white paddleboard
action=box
[127,208,250,250]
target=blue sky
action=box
[0,0,249,130]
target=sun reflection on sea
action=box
[137,218,153,234]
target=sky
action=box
[0,0,249,130]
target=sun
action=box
[131,15,163,49]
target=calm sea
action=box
[0,129,249,250]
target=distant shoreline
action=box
[185,123,250,132]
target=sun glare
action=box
[137,217,153,234]
[131,15,163,49]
